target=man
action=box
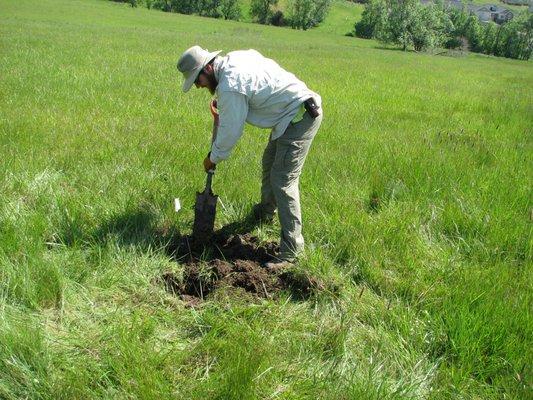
[177,45,322,269]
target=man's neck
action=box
[213,56,221,85]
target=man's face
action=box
[194,64,217,95]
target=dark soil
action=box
[160,232,322,306]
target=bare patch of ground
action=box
[160,233,323,306]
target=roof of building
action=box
[420,0,513,15]
[473,4,512,12]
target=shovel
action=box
[192,100,219,243]
[192,169,218,242]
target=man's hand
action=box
[210,99,219,127]
[204,155,216,172]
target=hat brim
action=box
[182,66,203,93]
[182,50,222,93]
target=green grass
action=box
[315,0,364,36]
[1,0,532,398]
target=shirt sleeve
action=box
[209,91,248,164]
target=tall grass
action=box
[1,0,531,398]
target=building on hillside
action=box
[501,0,528,5]
[470,4,514,23]
[420,1,514,24]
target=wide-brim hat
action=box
[177,46,222,93]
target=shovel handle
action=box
[205,170,215,192]
[205,100,218,194]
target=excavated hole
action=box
[160,232,323,306]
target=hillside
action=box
[240,0,364,35]
[0,0,532,398]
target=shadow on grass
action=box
[92,209,169,246]
[59,206,324,302]
[215,213,264,237]
[57,206,178,251]
[373,45,411,52]
[58,205,264,256]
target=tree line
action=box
[354,0,532,60]
[110,0,331,30]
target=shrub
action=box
[172,0,198,14]
[150,0,173,12]
[110,0,138,7]
[445,35,465,49]
[270,10,286,26]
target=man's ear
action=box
[204,63,214,74]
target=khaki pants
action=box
[260,111,323,260]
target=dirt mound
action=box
[161,233,321,306]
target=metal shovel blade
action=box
[192,172,218,242]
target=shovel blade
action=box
[192,189,218,242]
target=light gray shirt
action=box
[209,49,321,164]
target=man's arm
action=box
[208,91,248,164]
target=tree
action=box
[412,2,452,51]
[432,1,455,46]
[152,0,241,19]
[507,12,532,60]
[151,0,173,12]
[355,0,533,60]
[356,0,452,51]
[219,0,241,20]
[463,15,483,52]
[197,0,241,19]
[354,0,386,39]
[170,0,198,14]
[444,6,468,49]
[481,22,498,55]
[250,0,278,24]
[380,0,421,50]
[447,3,468,35]
[369,0,444,51]
[517,13,533,60]
[287,0,331,30]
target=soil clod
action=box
[161,232,320,305]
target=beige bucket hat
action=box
[177,46,222,93]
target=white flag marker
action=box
[174,198,181,212]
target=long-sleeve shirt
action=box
[209,49,321,164]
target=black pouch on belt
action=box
[304,98,320,118]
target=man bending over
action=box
[177,46,323,269]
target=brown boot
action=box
[263,259,294,273]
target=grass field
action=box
[315,0,364,36]
[1,0,532,398]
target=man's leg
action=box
[256,135,277,219]
[270,112,322,260]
